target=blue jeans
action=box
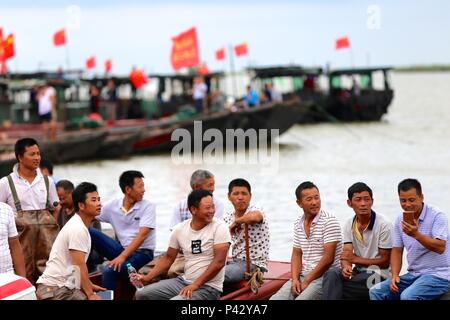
[369,272,450,300]
[89,228,154,291]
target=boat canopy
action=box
[248,66,323,79]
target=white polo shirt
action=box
[0,164,59,213]
[97,198,156,250]
[0,202,18,274]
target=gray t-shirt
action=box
[343,211,392,278]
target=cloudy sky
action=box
[1,0,449,75]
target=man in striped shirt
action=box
[270,181,342,300]
[370,179,450,300]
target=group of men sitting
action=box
[1,138,450,300]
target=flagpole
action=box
[229,44,238,99]
[349,47,354,68]
[65,30,71,71]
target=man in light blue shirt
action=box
[370,178,450,300]
[89,171,156,291]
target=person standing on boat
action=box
[167,169,224,278]
[322,182,392,300]
[35,182,105,300]
[370,179,450,300]
[270,181,342,300]
[133,189,231,300]
[245,85,259,108]
[0,202,26,276]
[37,82,58,141]
[192,76,207,114]
[89,170,156,291]
[0,138,59,284]
[223,178,270,285]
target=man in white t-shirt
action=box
[192,76,207,114]
[168,169,224,277]
[0,203,25,276]
[37,83,57,140]
[35,182,105,300]
[134,189,231,300]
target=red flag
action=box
[0,28,5,74]
[53,29,66,46]
[234,43,248,57]
[215,48,225,61]
[86,56,96,70]
[197,63,209,75]
[335,36,350,50]
[170,27,200,71]
[3,34,15,60]
[129,69,148,89]
[105,59,112,73]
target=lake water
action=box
[56,71,450,262]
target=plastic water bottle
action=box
[127,263,144,291]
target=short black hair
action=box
[187,189,213,213]
[228,178,251,194]
[119,170,144,193]
[398,178,422,196]
[348,182,373,200]
[56,179,74,193]
[14,138,39,161]
[72,182,97,212]
[40,159,54,175]
[295,181,318,200]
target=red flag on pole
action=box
[0,28,6,74]
[170,27,200,71]
[215,48,225,61]
[234,43,248,57]
[335,36,350,50]
[3,34,15,60]
[53,29,66,46]
[105,59,112,73]
[86,56,96,70]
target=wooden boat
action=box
[326,67,394,121]
[0,152,16,178]
[89,259,290,300]
[94,126,143,159]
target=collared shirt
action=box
[293,209,342,274]
[0,164,59,213]
[169,196,224,231]
[343,211,392,278]
[0,202,18,274]
[223,205,270,270]
[393,203,450,281]
[98,198,156,250]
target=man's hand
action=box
[342,265,353,280]
[401,220,419,238]
[108,254,127,272]
[229,221,241,236]
[92,284,106,292]
[179,283,200,299]
[389,275,400,293]
[291,278,302,297]
[300,279,310,292]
